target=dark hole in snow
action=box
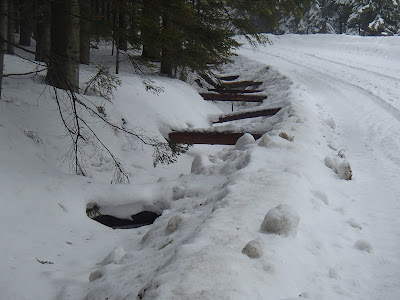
[92,211,160,229]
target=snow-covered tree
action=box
[277,0,352,34]
[347,0,400,35]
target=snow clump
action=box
[167,215,182,233]
[191,154,212,174]
[324,155,352,180]
[89,269,103,282]
[100,245,127,266]
[260,204,300,237]
[235,133,255,150]
[337,160,352,180]
[242,239,263,258]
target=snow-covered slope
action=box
[1,34,399,300]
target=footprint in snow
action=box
[354,240,373,253]
[312,190,329,205]
[347,219,362,230]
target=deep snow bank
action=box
[83,55,355,300]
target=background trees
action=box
[277,0,399,35]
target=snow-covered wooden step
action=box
[168,131,263,145]
[200,93,267,102]
[208,88,263,94]
[213,107,281,124]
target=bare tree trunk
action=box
[19,0,32,46]
[160,6,174,77]
[35,0,50,62]
[141,0,160,60]
[119,10,127,51]
[46,0,80,92]
[0,0,7,99]
[7,0,14,54]
[79,0,91,64]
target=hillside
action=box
[1,34,399,300]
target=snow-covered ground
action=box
[1,34,399,300]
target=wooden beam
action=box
[200,93,267,102]
[222,81,263,88]
[168,131,263,145]
[214,108,281,124]
[199,73,221,88]
[208,88,263,94]
[218,75,239,81]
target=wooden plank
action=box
[222,81,263,88]
[200,93,267,102]
[214,108,281,124]
[208,88,263,94]
[199,73,221,88]
[218,75,240,81]
[169,131,263,145]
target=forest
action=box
[1,0,399,99]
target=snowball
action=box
[167,215,182,233]
[328,143,339,151]
[258,134,273,147]
[354,240,372,253]
[338,150,346,158]
[191,154,212,174]
[325,118,336,130]
[89,269,102,282]
[324,155,337,172]
[101,245,127,266]
[235,133,255,150]
[260,204,300,237]
[172,186,185,200]
[242,239,263,258]
[337,160,352,180]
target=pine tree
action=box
[348,0,400,35]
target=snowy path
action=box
[239,35,400,299]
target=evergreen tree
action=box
[347,0,400,35]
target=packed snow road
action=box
[239,34,400,300]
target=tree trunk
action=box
[79,0,91,64]
[160,4,176,77]
[14,0,19,34]
[7,0,15,54]
[119,11,127,51]
[46,0,80,92]
[35,0,50,62]
[141,0,160,60]
[0,0,7,99]
[19,0,32,46]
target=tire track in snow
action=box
[241,47,400,124]
[294,52,400,82]
[240,45,400,299]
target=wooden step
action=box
[218,75,240,81]
[214,108,281,124]
[200,73,221,88]
[168,131,263,145]
[200,93,267,102]
[208,88,263,94]
[222,81,263,88]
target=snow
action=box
[1,34,400,300]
